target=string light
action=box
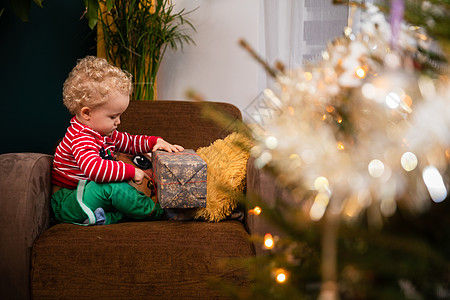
[368,159,385,178]
[249,206,262,215]
[273,268,289,284]
[344,26,353,36]
[422,166,447,203]
[289,153,299,159]
[264,233,275,249]
[304,72,313,81]
[276,272,286,283]
[355,66,366,78]
[326,106,335,113]
[288,106,295,115]
[265,136,279,149]
[401,152,418,171]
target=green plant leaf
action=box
[99,0,196,100]
[106,0,114,12]
[33,0,44,8]
[86,0,99,29]
[11,0,31,22]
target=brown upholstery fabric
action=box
[32,221,254,299]
[119,100,242,150]
[245,157,289,255]
[0,153,53,300]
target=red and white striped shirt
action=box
[52,117,159,189]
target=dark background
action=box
[0,0,96,154]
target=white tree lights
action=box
[250,3,449,223]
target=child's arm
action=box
[73,133,136,183]
[112,131,159,154]
[132,168,150,185]
[152,138,184,153]
[112,131,183,154]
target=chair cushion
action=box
[31,220,255,299]
[118,100,242,151]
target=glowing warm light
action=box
[326,106,335,113]
[337,142,345,150]
[344,26,352,36]
[401,152,418,171]
[249,206,262,215]
[386,92,401,109]
[343,196,365,218]
[289,153,299,159]
[422,166,447,203]
[310,192,330,221]
[322,114,327,121]
[314,176,330,192]
[417,33,428,41]
[368,159,385,178]
[304,72,313,81]
[337,117,343,124]
[272,268,289,284]
[355,67,366,78]
[265,136,278,149]
[310,201,327,221]
[276,273,286,283]
[264,233,275,249]
[288,106,295,115]
[403,94,413,108]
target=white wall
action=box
[157,0,349,121]
[157,0,262,116]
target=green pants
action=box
[51,181,164,225]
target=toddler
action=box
[51,56,183,225]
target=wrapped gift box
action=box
[152,149,207,208]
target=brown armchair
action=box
[0,100,274,300]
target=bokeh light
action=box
[422,166,447,203]
[264,233,275,249]
[368,159,385,178]
[401,152,418,171]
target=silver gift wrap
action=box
[152,149,207,208]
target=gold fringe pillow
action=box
[195,132,253,222]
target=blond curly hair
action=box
[63,56,133,115]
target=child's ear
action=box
[80,107,91,120]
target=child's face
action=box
[80,92,130,136]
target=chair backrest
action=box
[118,100,242,150]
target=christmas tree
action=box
[219,1,450,299]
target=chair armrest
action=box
[0,153,53,299]
[245,156,289,255]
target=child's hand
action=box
[133,168,150,185]
[152,138,184,153]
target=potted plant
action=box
[93,0,195,100]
